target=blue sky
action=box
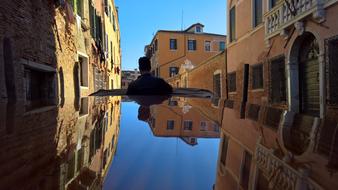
[115,0,227,70]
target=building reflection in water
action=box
[0,96,121,190]
[130,96,221,147]
[214,101,338,190]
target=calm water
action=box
[0,96,221,190]
[103,102,220,190]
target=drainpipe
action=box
[240,64,249,119]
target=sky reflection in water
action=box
[103,102,220,190]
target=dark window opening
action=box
[228,72,237,92]
[252,64,263,89]
[270,57,286,103]
[24,68,56,111]
[167,120,175,130]
[253,0,263,27]
[240,151,252,190]
[229,7,236,42]
[170,39,177,50]
[220,136,229,165]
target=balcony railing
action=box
[264,0,334,38]
[255,143,324,190]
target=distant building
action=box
[121,69,140,89]
[145,23,226,80]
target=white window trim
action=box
[77,52,89,89]
[204,40,211,52]
[187,39,196,52]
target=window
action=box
[270,57,286,103]
[170,39,177,50]
[213,123,220,132]
[167,120,175,130]
[252,64,263,89]
[219,41,226,51]
[76,0,84,17]
[228,72,237,92]
[183,121,193,131]
[220,136,229,165]
[253,0,263,27]
[213,73,221,98]
[200,121,207,131]
[169,67,179,77]
[24,67,56,111]
[196,26,202,33]
[229,7,236,42]
[79,97,88,116]
[154,39,158,51]
[111,79,114,89]
[188,40,197,51]
[111,41,114,68]
[240,151,252,190]
[205,41,211,51]
[79,55,89,87]
[326,36,338,105]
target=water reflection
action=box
[1,93,336,190]
[0,95,121,190]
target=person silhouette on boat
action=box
[127,56,173,95]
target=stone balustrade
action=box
[255,143,323,190]
[264,0,333,38]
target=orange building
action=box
[147,98,220,146]
[214,0,338,189]
[145,23,226,80]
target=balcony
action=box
[255,143,323,190]
[264,0,334,39]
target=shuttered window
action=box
[228,72,236,92]
[252,64,263,89]
[213,73,221,97]
[270,57,286,103]
[327,37,338,105]
[229,7,236,42]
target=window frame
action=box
[169,38,177,50]
[228,72,237,93]
[183,120,193,131]
[219,41,226,51]
[167,120,175,130]
[251,63,264,90]
[188,39,197,51]
[229,6,236,43]
[252,0,263,28]
[205,40,211,52]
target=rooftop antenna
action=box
[181,10,184,31]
